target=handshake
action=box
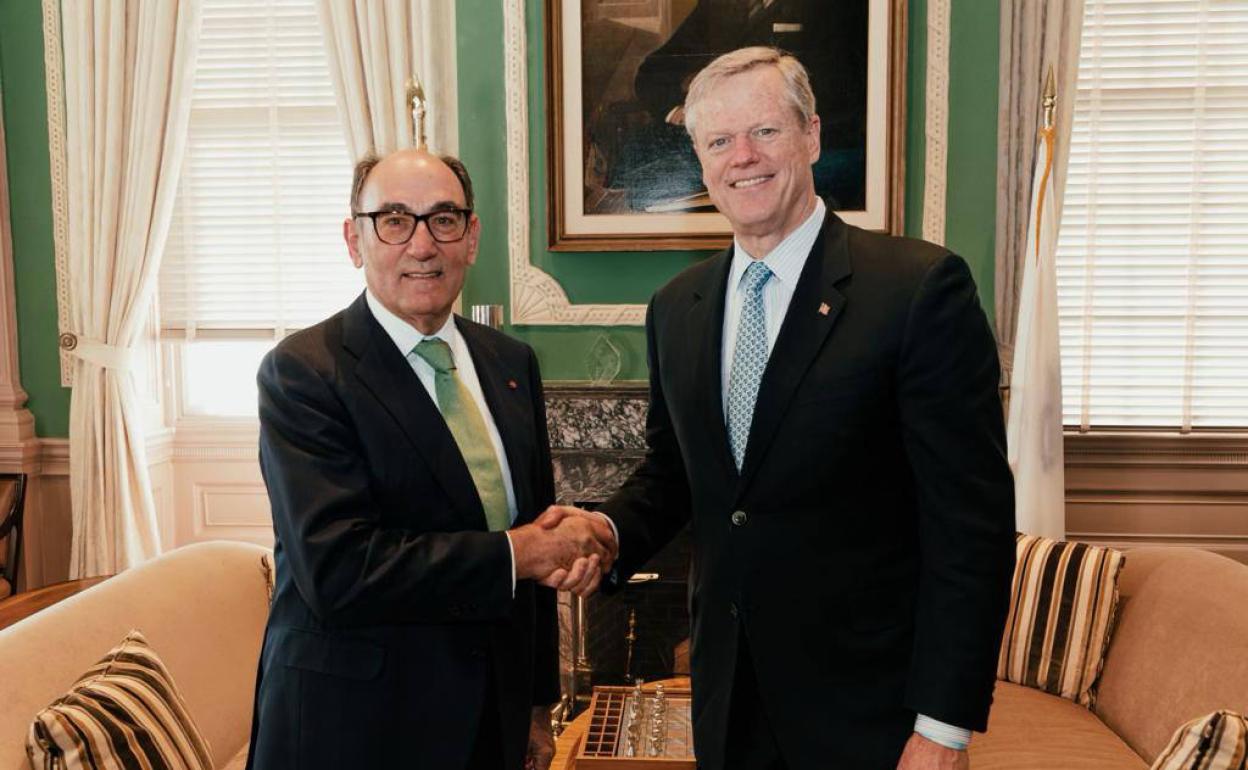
[509,506,618,597]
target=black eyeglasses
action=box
[353,207,472,245]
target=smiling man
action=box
[245,149,614,770]
[557,47,1016,769]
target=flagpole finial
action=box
[1042,66,1056,131]
[406,76,427,150]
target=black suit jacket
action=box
[245,294,559,770]
[600,211,1015,769]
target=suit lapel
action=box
[341,295,486,527]
[688,248,739,480]
[736,213,852,497]
[457,319,536,524]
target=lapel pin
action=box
[507,379,518,390]
[818,302,831,316]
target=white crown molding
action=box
[40,0,74,387]
[169,418,260,461]
[0,438,44,473]
[24,437,69,476]
[920,0,950,245]
[502,0,646,326]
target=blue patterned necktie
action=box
[727,261,773,470]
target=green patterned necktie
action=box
[412,339,511,531]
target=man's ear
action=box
[464,214,482,266]
[805,114,822,164]
[343,217,363,268]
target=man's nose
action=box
[728,135,759,165]
[405,220,439,256]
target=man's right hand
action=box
[510,510,615,595]
[534,506,619,596]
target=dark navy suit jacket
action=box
[246,294,559,770]
[601,211,1016,769]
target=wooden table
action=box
[551,677,692,770]
[0,576,109,631]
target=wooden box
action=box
[573,684,695,769]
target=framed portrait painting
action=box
[546,0,907,251]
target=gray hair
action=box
[683,47,817,142]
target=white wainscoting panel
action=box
[192,481,273,544]
[171,422,272,548]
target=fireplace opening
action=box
[564,502,692,718]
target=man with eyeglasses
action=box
[246,148,614,770]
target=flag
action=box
[1007,123,1066,540]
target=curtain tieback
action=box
[62,334,135,371]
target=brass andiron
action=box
[624,607,638,682]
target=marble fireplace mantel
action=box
[544,382,649,505]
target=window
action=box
[161,0,359,418]
[1057,0,1248,430]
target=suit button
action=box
[469,647,487,659]
[729,603,739,618]
[731,510,747,526]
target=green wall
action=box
[945,0,1000,311]
[0,0,71,438]
[0,0,999,435]
[459,0,1000,381]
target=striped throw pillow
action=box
[997,533,1126,707]
[1152,711,1248,770]
[26,630,214,770]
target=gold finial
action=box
[406,76,427,149]
[1042,65,1056,132]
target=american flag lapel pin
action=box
[818,302,831,316]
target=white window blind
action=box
[1057,0,1248,430]
[161,0,359,337]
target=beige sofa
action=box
[972,546,1248,768]
[1,542,1244,769]
[0,541,271,770]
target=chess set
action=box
[573,682,696,769]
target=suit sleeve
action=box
[258,345,513,628]
[896,253,1016,731]
[525,346,562,706]
[598,296,694,585]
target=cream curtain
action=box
[316,0,458,160]
[994,0,1085,376]
[62,1,200,577]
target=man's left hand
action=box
[896,732,969,770]
[526,706,556,770]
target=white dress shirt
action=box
[720,198,826,409]
[714,200,972,751]
[365,291,520,592]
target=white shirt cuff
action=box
[595,511,620,546]
[503,531,516,597]
[914,714,971,751]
